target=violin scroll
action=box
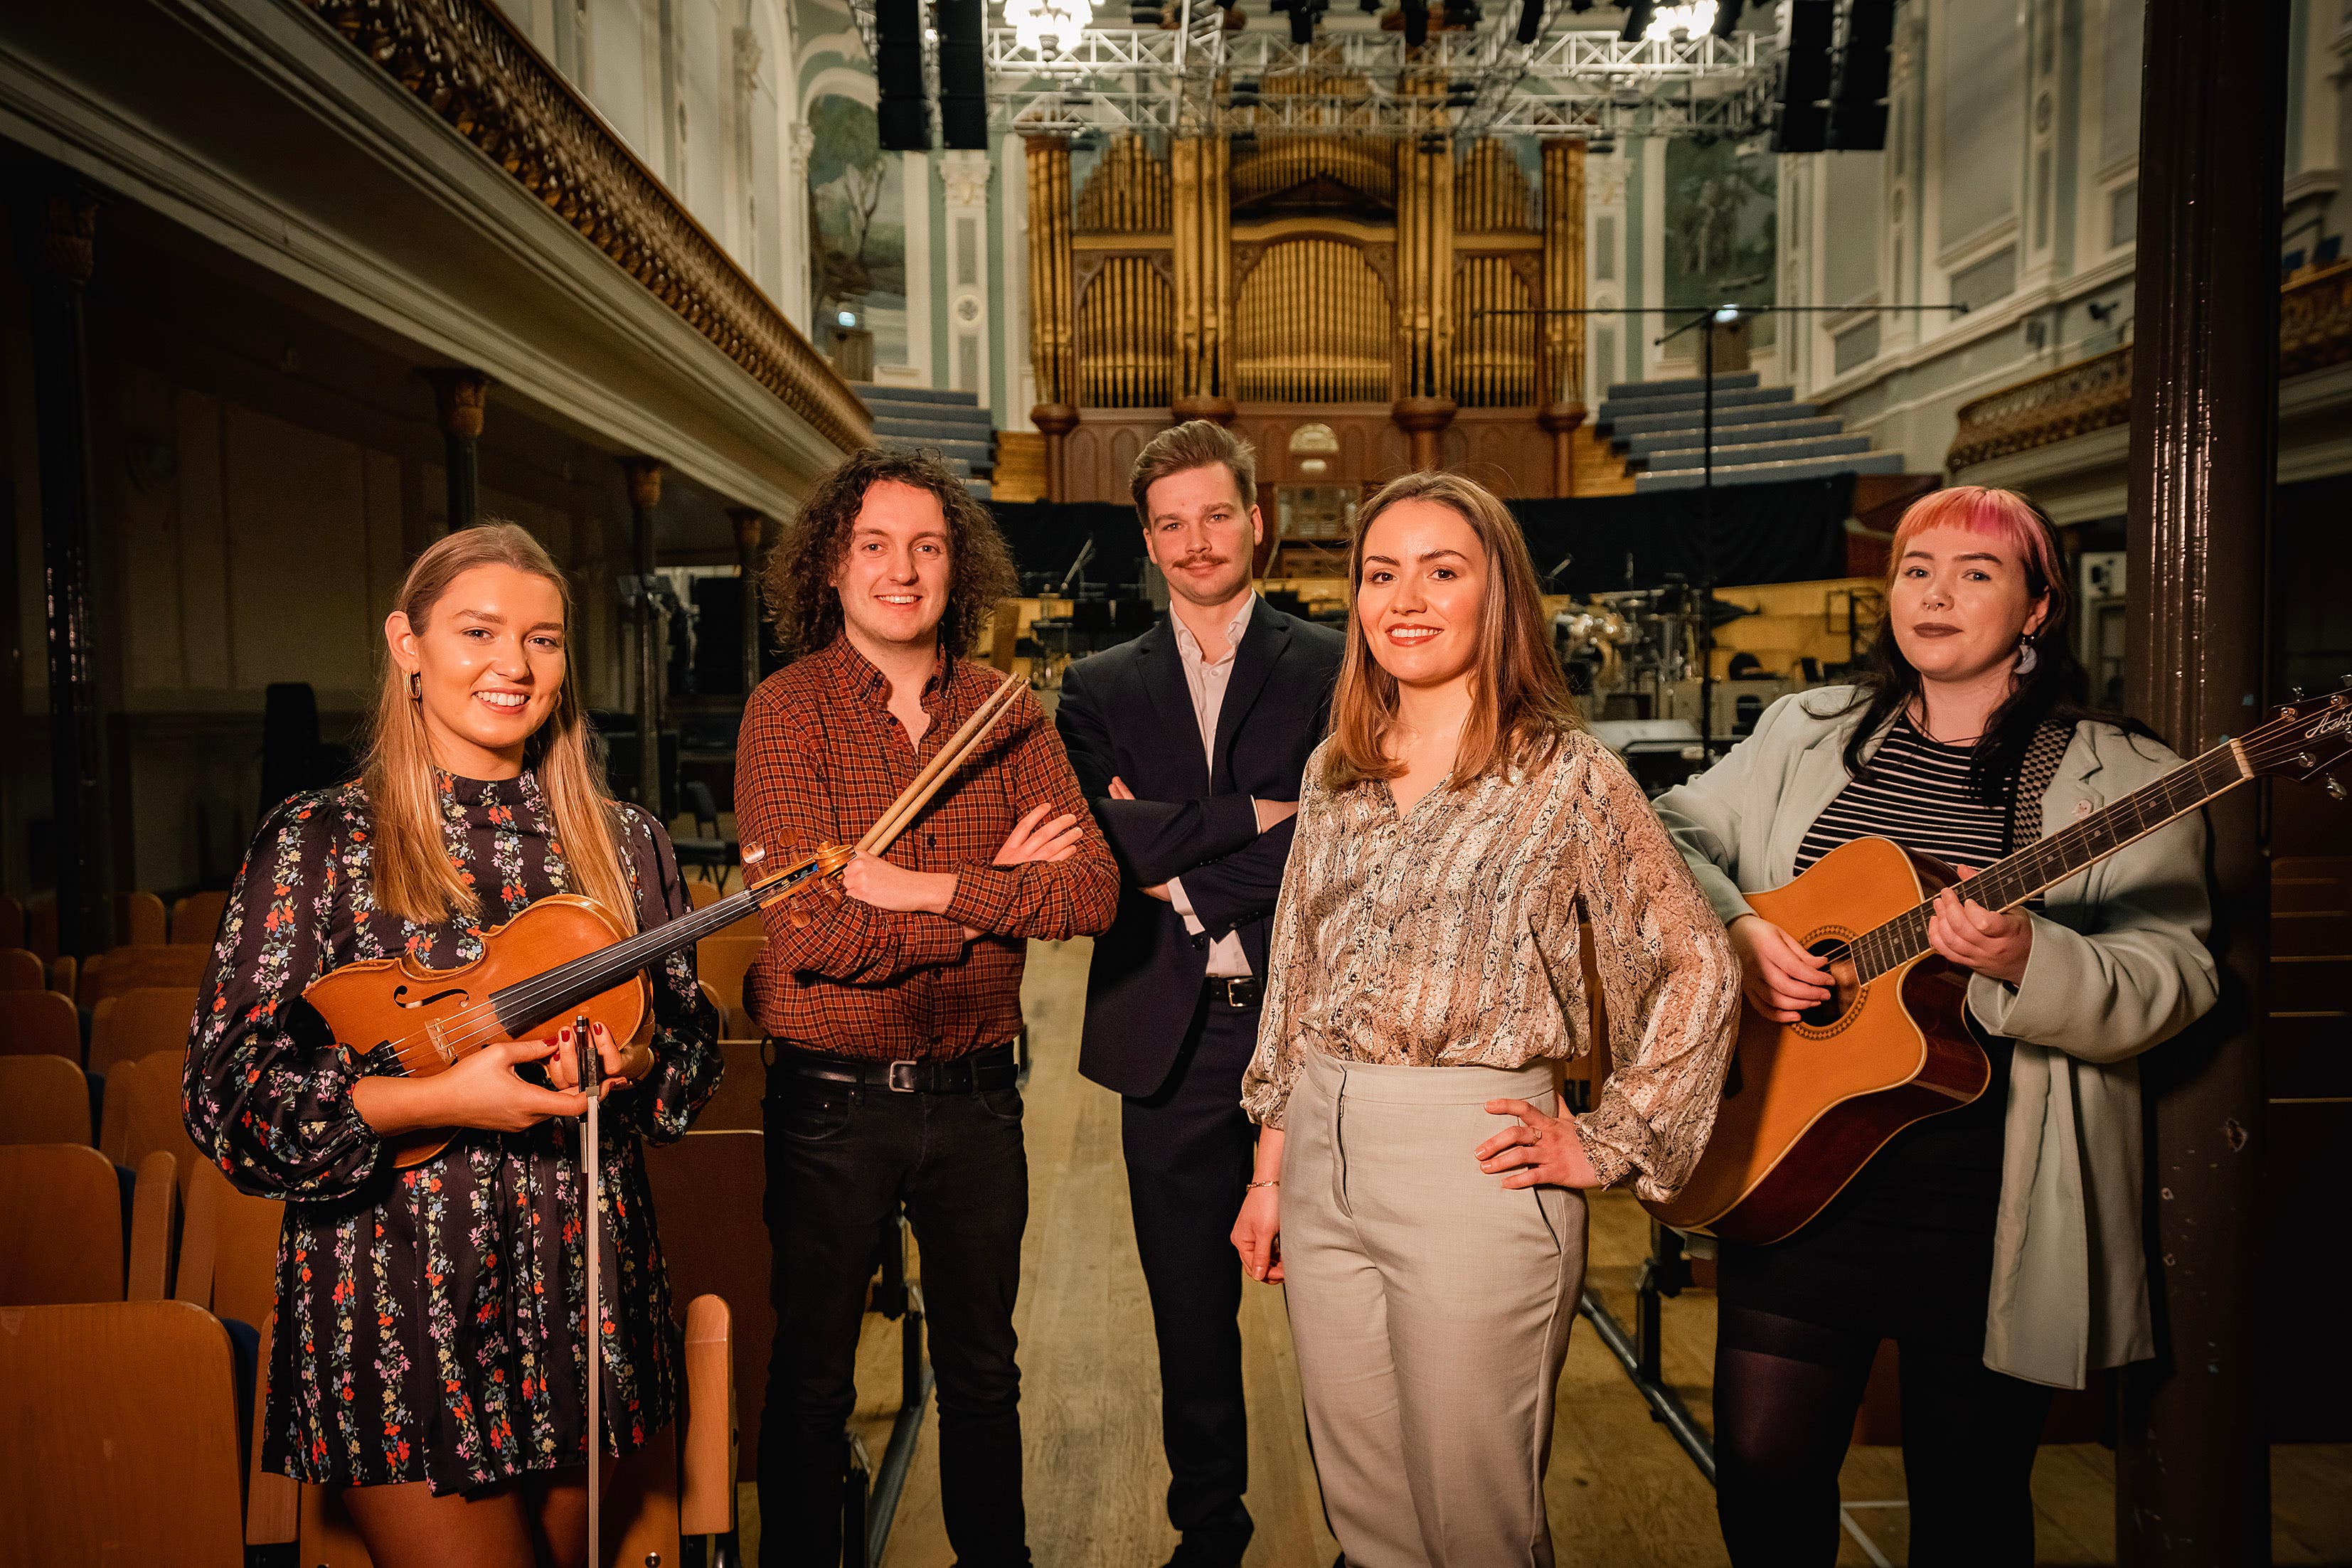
[745,840,856,929]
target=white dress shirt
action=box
[1165,595,1257,978]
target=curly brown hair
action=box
[761,447,1018,661]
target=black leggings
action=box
[1713,1303,2055,1568]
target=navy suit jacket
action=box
[1055,598,1345,1099]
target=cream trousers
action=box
[1282,1049,1587,1568]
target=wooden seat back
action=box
[696,934,764,1041]
[117,891,169,948]
[645,1129,773,1481]
[176,1158,286,1335]
[694,1040,766,1133]
[0,946,43,990]
[80,943,211,1008]
[0,1301,246,1567]
[89,985,201,1077]
[2,989,80,1063]
[100,1047,210,1211]
[171,889,230,946]
[0,1143,124,1305]
[0,1054,94,1146]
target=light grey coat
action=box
[1651,688,2219,1389]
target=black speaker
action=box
[876,0,929,151]
[1826,0,1893,150]
[937,0,986,150]
[1515,0,1543,43]
[1770,0,1833,153]
[1403,0,1429,47]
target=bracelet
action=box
[1246,1179,1279,1190]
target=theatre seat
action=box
[697,932,764,1042]
[0,1144,124,1305]
[0,1054,95,1146]
[0,1300,247,1567]
[171,889,230,946]
[117,891,169,948]
[2,989,80,1063]
[100,1047,210,1211]
[0,946,43,989]
[176,1158,287,1340]
[647,1129,773,1486]
[89,985,200,1077]
[79,943,211,1008]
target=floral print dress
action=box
[183,772,722,1496]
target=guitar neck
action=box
[1850,740,2248,984]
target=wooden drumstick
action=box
[856,673,1026,857]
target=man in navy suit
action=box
[1055,422,1344,1568]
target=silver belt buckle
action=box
[887,1060,920,1092]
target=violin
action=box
[294,671,1026,1168]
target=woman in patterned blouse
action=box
[183,523,720,1567]
[1231,472,1739,1567]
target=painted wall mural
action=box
[1663,136,1777,348]
[807,94,908,365]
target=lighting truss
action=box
[983,23,1771,139]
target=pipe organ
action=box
[1028,120,1589,503]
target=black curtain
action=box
[1508,474,1856,596]
[986,501,1147,592]
[986,478,1853,597]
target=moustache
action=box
[1173,554,1230,570]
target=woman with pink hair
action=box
[1654,486,2218,1567]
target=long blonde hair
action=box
[358,523,637,932]
[1321,471,1581,793]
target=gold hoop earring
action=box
[408,671,422,700]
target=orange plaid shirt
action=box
[735,636,1119,1060]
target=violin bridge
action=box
[425,1018,458,1066]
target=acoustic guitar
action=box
[1640,679,2352,1246]
[286,672,1025,1168]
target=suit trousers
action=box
[1122,993,1262,1553]
[1281,1049,1586,1568]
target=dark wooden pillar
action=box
[620,458,666,823]
[2118,1,2287,1562]
[16,181,112,959]
[422,368,489,529]
[728,506,767,697]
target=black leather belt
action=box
[1205,976,1262,1009]
[771,1040,1018,1094]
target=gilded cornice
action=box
[299,0,871,455]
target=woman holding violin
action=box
[184,523,720,1567]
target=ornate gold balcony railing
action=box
[301,0,871,455]
[1947,261,2352,471]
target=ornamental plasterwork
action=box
[940,150,993,209]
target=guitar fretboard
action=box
[1848,744,2244,984]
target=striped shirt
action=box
[1794,714,2011,875]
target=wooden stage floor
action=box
[736,938,2350,1567]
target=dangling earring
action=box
[408,670,422,700]
[2015,636,2039,675]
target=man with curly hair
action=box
[735,447,1120,1568]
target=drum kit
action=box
[1553,580,1774,794]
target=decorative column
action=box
[1393,129,1457,471]
[1171,133,1235,424]
[1537,139,1589,497]
[729,506,768,696]
[1023,134,1079,499]
[940,151,994,400]
[421,368,489,529]
[620,457,666,823]
[2117,1,2287,1563]
[16,180,110,959]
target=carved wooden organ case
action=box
[1022,108,1590,504]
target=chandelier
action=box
[1004,0,1096,55]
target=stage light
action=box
[1713,304,1741,324]
[1637,2,1715,40]
[1006,0,1096,55]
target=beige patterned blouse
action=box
[1241,728,1741,1202]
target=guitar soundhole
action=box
[1799,938,1852,1030]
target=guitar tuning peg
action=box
[2297,751,2320,770]
[2329,775,2348,804]
[2292,685,2308,700]
[743,843,766,865]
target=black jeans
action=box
[1122,996,1261,1557]
[759,1059,1033,1568]
[1713,1303,2055,1568]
